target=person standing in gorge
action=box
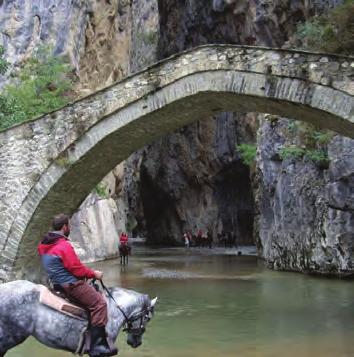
[187,231,193,247]
[183,232,190,248]
[119,231,131,254]
[197,229,203,247]
[119,231,128,246]
[207,230,213,249]
[37,213,118,357]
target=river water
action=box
[8,247,354,357]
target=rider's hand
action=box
[94,270,103,280]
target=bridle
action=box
[96,279,153,335]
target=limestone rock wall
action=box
[245,2,354,275]
[0,0,88,71]
[138,113,256,244]
[0,0,133,263]
[70,194,123,262]
[75,0,133,96]
[143,0,353,276]
[132,0,343,245]
[256,120,354,274]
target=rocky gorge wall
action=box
[257,120,354,274]
[0,0,134,261]
[137,0,354,275]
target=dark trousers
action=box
[62,280,108,326]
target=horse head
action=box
[126,296,158,348]
[108,288,158,349]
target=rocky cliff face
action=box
[137,0,353,276]
[138,114,256,244]
[0,0,133,93]
[0,0,133,261]
[240,1,354,275]
[256,119,354,275]
[0,0,88,70]
[132,0,345,248]
[126,0,265,245]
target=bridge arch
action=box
[0,45,353,280]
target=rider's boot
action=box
[89,326,118,357]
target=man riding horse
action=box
[38,213,117,357]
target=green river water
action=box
[8,247,354,357]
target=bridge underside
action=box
[0,47,353,281]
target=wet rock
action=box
[256,119,354,275]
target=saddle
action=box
[38,284,117,356]
[38,285,88,320]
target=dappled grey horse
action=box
[0,280,157,356]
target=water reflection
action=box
[8,247,354,357]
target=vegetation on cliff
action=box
[236,144,257,166]
[293,0,354,54]
[279,122,332,168]
[278,1,354,168]
[0,46,8,74]
[0,45,73,131]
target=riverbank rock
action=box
[256,119,354,275]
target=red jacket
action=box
[120,233,128,244]
[38,232,95,285]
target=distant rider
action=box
[119,232,128,245]
[37,213,117,357]
[119,232,131,254]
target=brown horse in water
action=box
[119,245,131,265]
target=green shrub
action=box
[0,45,73,131]
[0,46,9,75]
[295,19,324,51]
[312,130,334,145]
[293,0,354,54]
[0,46,19,130]
[236,144,257,166]
[0,96,26,130]
[283,120,334,149]
[279,146,329,168]
[6,45,72,117]
[279,145,305,160]
[305,149,329,166]
[94,183,108,199]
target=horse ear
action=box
[150,297,158,308]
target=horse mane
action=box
[108,287,150,315]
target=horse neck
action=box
[107,290,145,328]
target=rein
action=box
[98,279,130,322]
[97,279,149,334]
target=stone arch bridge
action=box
[0,45,353,281]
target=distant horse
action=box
[0,280,157,356]
[119,244,131,265]
[193,236,212,248]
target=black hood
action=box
[41,232,66,245]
